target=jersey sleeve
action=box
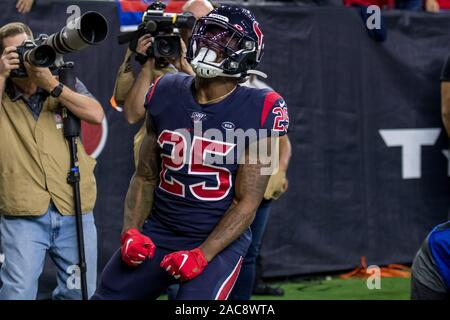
[260,91,289,136]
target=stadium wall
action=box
[0,1,449,294]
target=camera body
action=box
[124,1,195,62]
[141,7,192,59]
[12,35,57,77]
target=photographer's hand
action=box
[16,0,34,14]
[136,35,156,77]
[24,62,104,124]
[0,47,20,79]
[168,38,194,76]
[23,62,58,92]
[136,34,153,57]
[0,47,20,98]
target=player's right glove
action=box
[120,228,156,267]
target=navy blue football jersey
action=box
[142,73,288,251]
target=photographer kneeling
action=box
[0,22,103,300]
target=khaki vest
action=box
[0,93,97,216]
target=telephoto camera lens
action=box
[24,44,56,67]
[45,11,108,54]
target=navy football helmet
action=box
[187,5,266,80]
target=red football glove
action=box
[160,248,208,281]
[120,228,155,267]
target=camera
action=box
[11,11,108,77]
[118,1,195,63]
[13,36,57,77]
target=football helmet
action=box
[186,5,266,80]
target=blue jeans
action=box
[229,199,272,300]
[0,202,97,300]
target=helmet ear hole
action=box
[229,61,239,70]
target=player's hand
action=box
[120,228,156,267]
[0,47,20,79]
[264,170,288,200]
[160,248,208,281]
[24,62,58,92]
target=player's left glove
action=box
[160,248,208,281]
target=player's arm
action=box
[160,138,273,281]
[199,140,271,262]
[120,121,160,266]
[441,55,450,137]
[123,120,159,231]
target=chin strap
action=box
[190,48,268,80]
[246,70,267,79]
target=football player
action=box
[92,4,289,300]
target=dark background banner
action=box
[1,1,450,294]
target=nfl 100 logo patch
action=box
[191,111,207,123]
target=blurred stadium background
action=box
[1,0,450,299]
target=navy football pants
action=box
[229,199,272,300]
[92,245,243,300]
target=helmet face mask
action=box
[187,5,264,80]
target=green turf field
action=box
[251,277,411,300]
[159,277,411,300]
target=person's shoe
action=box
[253,283,285,296]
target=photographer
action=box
[113,0,213,166]
[0,22,103,300]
